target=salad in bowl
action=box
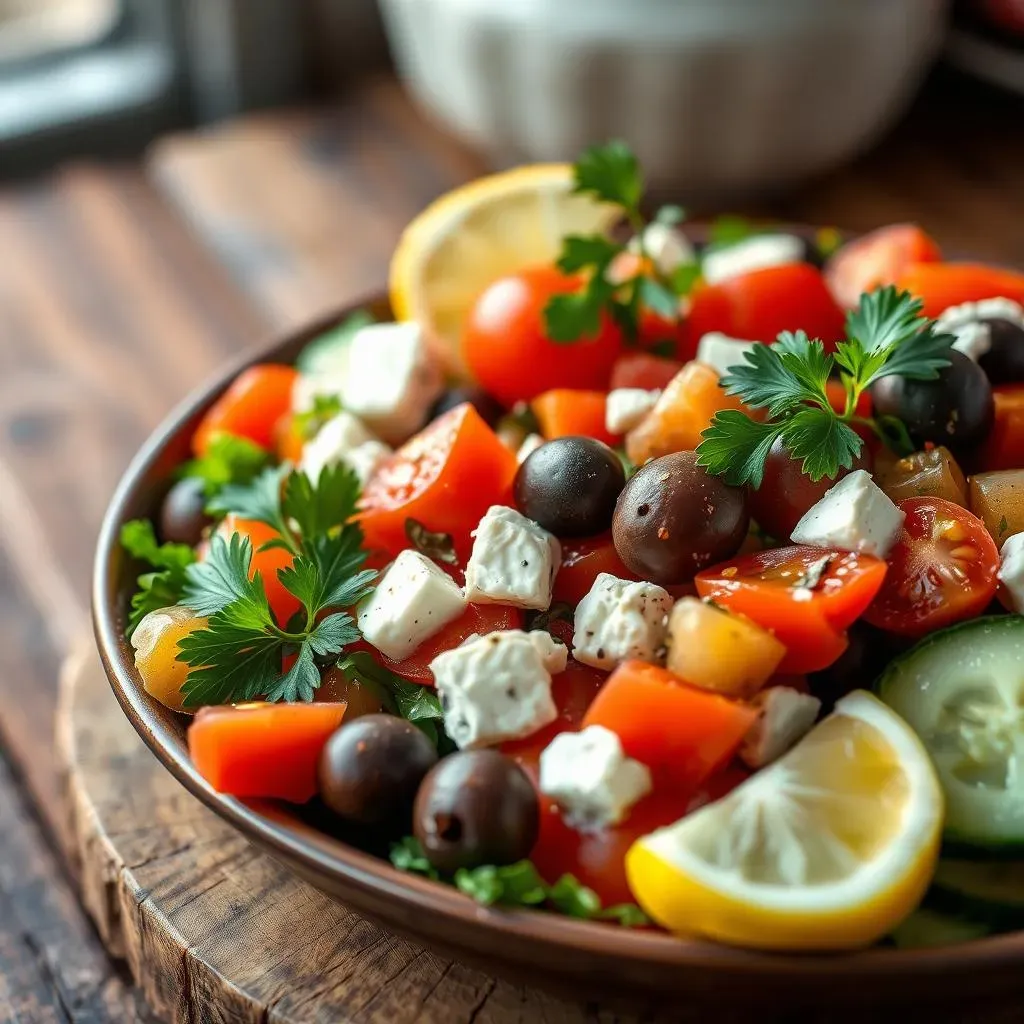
[115,143,1024,954]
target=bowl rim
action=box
[92,294,1024,985]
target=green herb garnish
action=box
[121,520,197,634]
[543,141,698,345]
[696,287,955,489]
[294,393,343,442]
[175,463,375,706]
[178,432,271,499]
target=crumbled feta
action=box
[605,388,661,435]
[516,433,545,464]
[627,223,697,278]
[740,687,821,769]
[573,572,672,670]
[999,533,1024,613]
[299,412,391,485]
[701,233,806,285]
[950,321,992,363]
[790,470,905,559]
[339,322,443,445]
[464,506,560,610]
[936,297,1024,331]
[431,630,566,748]
[539,725,652,829]
[695,332,757,377]
[357,550,466,662]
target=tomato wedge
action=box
[896,262,1024,319]
[552,534,638,606]
[188,702,347,803]
[695,546,888,673]
[358,403,518,558]
[610,352,683,391]
[863,497,1000,638]
[532,389,617,446]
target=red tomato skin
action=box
[897,262,1024,319]
[553,535,639,606]
[637,308,696,362]
[610,352,684,391]
[358,403,518,557]
[193,364,298,457]
[688,264,846,349]
[532,390,618,446]
[462,267,623,407]
[863,497,1000,638]
[188,702,347,803]
[825,225,942,309]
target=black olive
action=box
[513,436,626,537]
[978,318,1024,384]
[612,451,748,585]
[159,477,211,546]
[870,350,994,454]
[318,714,438,827]
[413,750,539,873]
[430,387,504,428]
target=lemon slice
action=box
[389,164,620,373]
[626,691,943,950]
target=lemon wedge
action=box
[389,164,620,373]
[626,691,943,950]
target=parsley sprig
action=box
[175,463,376,706]
[696,287,956,489]
[178,432,270,498]
[121,520,196,634]
[543,141,698,345]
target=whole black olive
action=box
[430,386,504,428]
[612,451,749,585]
[159,477,211,546]
[870,350,994,453]
[413,750,539,873]
[979,318,1024,384]
[514,436,626,536]
[318,714,438,826]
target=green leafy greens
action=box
[121,520,197,634]
[175,462,376,706]
[178,432,271,498]
[696,287,956,489]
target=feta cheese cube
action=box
[357,550,466,662]
[464,506,561,610]
[516,433,545,464]
[339,322,443,445]
[950,321,992,363]
[300,412,390,485]
[539,725,652,829]
[573,573,672,670]
[701,233,806,285]
[627,223,696,278]
[999,532,1024,613]
[936,296,1024,331]
[695,332,757,377]
[790,470,905,559]
[431,630,566,748]
[740,687,821,769]
[605,388,660,435]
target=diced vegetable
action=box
[877,447,968,508]
[980,386,1024,472]
[192,364,298,457]
[188,701,347,803]
[131,605,208,713]
[531,389,617,446]
[665,597,786,698]
[552,534,638,606]
[896,261,1024,319]
[969,469,1024,544]
[625,363,748,466]
[582,660,757,790]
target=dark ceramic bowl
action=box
[94,296,1024,1015]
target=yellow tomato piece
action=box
[131,605,207,713]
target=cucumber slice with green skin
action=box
[930,859,1024,927]
[876,615,1024,851]
[888,906,992,949]
[296,311,375,376]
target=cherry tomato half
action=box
[193,364,298,457]
[863,497,1000,638]
[358,403,518,558]
[462,266,623,407]
[824,224,941,309]
[609,351,684,391]
[695,546,888,673]
[687,263,846,348]
[552,534,639,606]
[896,262,1024,319]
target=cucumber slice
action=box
[296,311,374,376]
[876,615,1024,851]
[931,859,1024,927]
[888,906,991,949]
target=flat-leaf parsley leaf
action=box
[120,520,196,634]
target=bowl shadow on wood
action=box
[93,294,1024,1015]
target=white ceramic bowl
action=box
[379,0,950,202]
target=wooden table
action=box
[1,69,1022,1021]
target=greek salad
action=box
[122,143,1024,952]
